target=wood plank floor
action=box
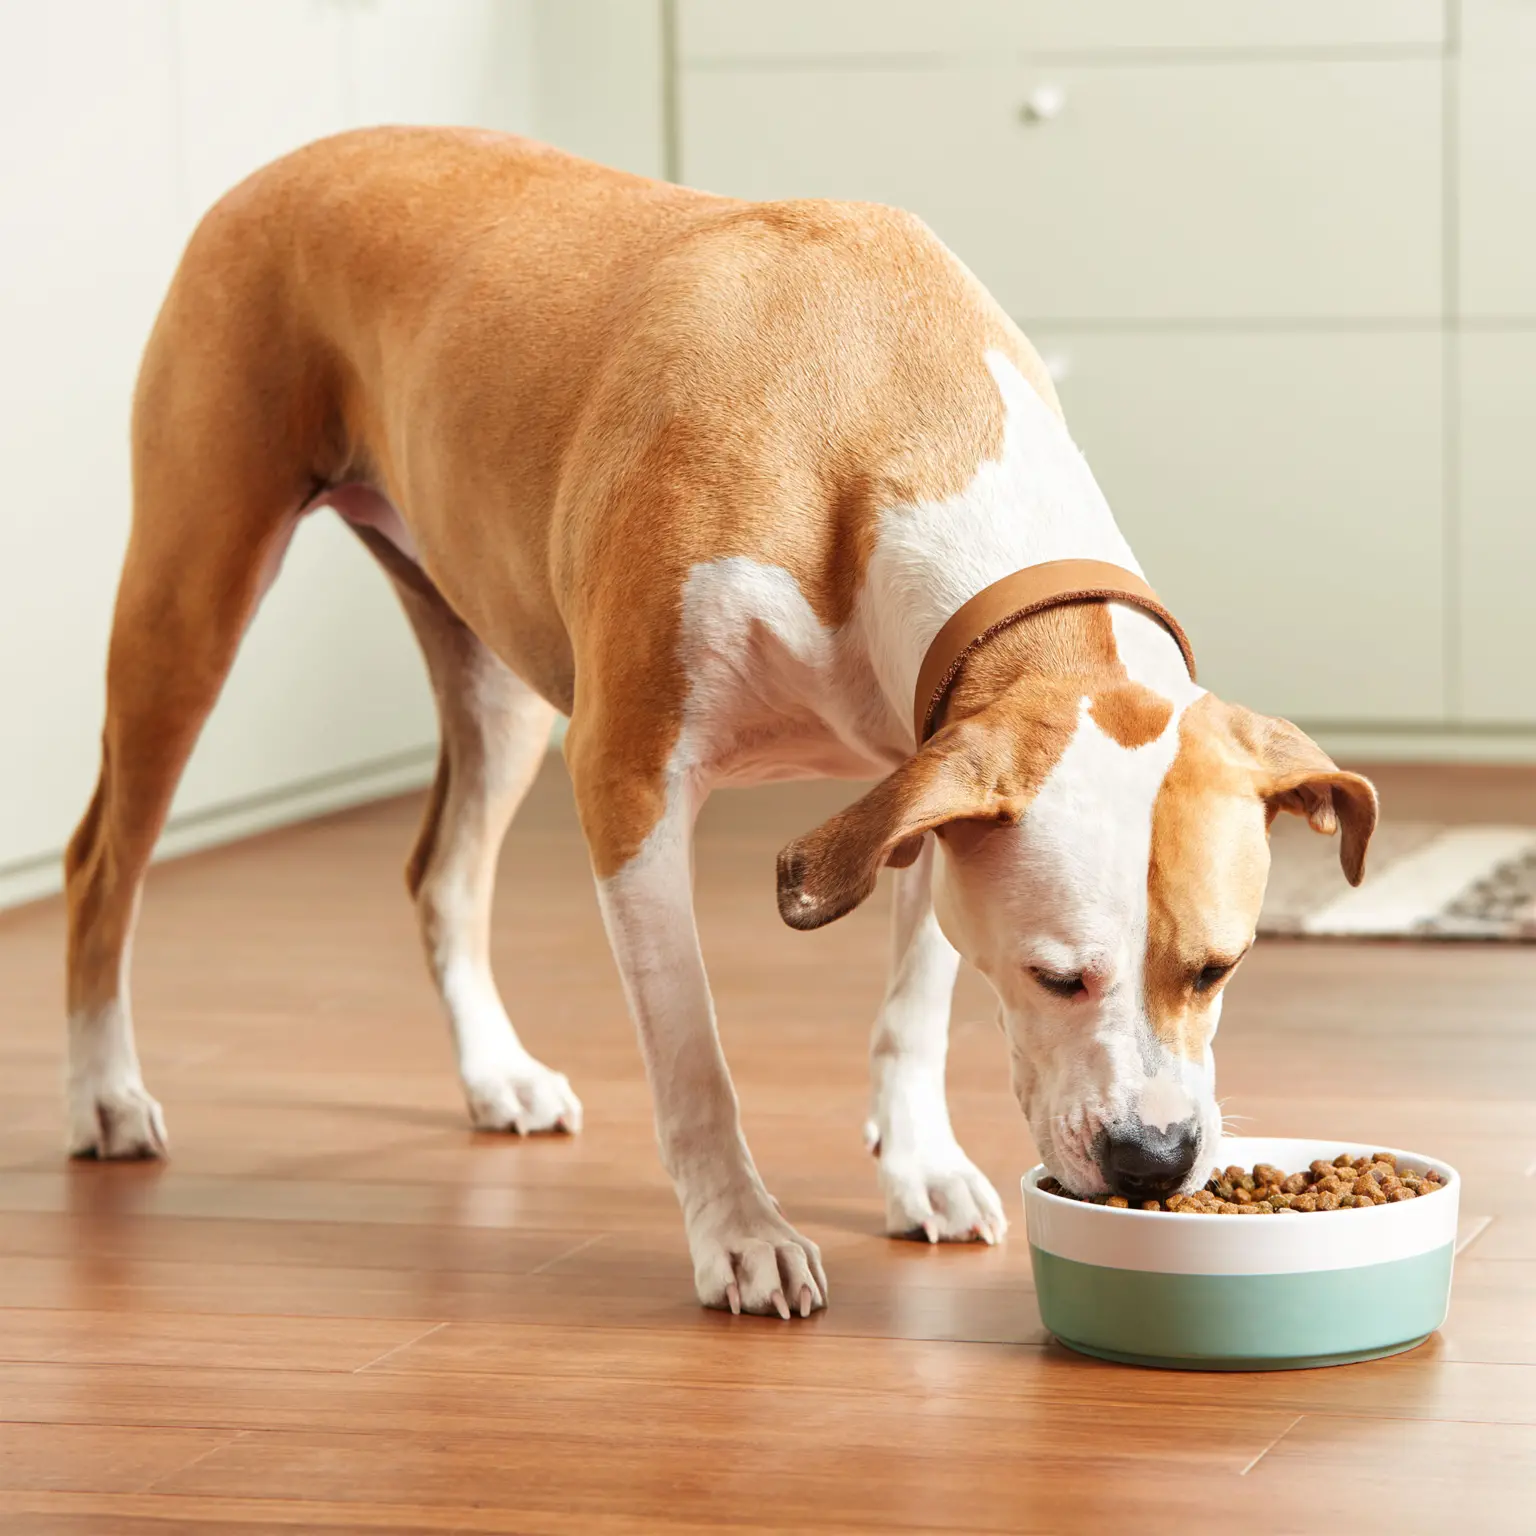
[2,760,1534,1532]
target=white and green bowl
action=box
[1023,1137,1459,1371]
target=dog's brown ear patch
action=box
[776,695,1075,929]
[776,726,1018,930]
[1231,709,1379,886]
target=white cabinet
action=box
[1458,0,1536,317]
[1457,335,1536,723]
[348,0,534,132]
[176,0,350,220]
[0,1,181,885]
[682,61,1442,322]
[1030,332,1446,725]
[678,1,1446,59]
[0,0,539,902]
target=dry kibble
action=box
[1039,1154,1447,1214]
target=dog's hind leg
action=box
[360,529,578,1134]
[865,837,1007,1244]
[65,429,303,1159]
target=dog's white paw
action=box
[688,1189,828,1318]
[875,1135,1007,1245]
[463,1055,582,1135]
[68,1078,168,1160]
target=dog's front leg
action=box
[866,837,1007,1244]
[584,769,827,1319]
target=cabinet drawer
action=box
[679,1,1446,61]
[1025,331,1445,724]
[1458,1,1536,317]
[681,61,1442,322]
[1457,335,1536,724]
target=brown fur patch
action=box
[1089,684,1174,750]
[1145,697,1378,1056]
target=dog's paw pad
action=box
[881,1151,1008,1245]
[691,1201,828,1319]
[68,1082,168,1160]
[464,1059,582,1136]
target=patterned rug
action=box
[1259,819,1536,941]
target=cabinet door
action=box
[681,61,1442,322]
[348,0,534,132]
[1459,0,1536,317]
[176,0,349,220]
[1457,335,1536,723]
[679,1,1446,59]
[1027,332,1445,724]
[0,1,180,878]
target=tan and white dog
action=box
[65,129,1377,1319]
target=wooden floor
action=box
[2,760,1535,1533]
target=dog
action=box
[65,129,1377,1319]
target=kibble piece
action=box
[1391,1186,1417,1201]
[1317,1175,1343,1195]
[1316,1191,1341,1211]
[1105,1195,1129,1208]
[1283,1173,1310,1196]
[1334,1153,1355,1168]
[1254,1164,1285,1188]
[1232,1187,1254,1205]
[1141,1200,1162,1212]
[1224,1165,1248,1184]
[1291,1194,1319,1213]
[1373,1153,1399,1169]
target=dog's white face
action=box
[927,704,1260,1198]
[779,687,1376,1201]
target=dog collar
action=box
[912,558,1196,743]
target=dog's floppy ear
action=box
[776,719,1030,930]
[1233,708,1378,886]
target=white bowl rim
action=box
[1022,1136,1461,1224]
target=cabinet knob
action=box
[1021,85,1067,124]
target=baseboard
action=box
[0,744,438,913]
[1308,725,1536,766]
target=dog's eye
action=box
[1193,961,1236,994]
[1030,968,1087,999]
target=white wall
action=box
[0,0,538,907]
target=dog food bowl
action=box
[1023,1137,1459,1371]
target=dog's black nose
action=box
[1098,1121,1199,1200]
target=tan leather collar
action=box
[913,559,1196,742]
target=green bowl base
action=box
[1052,1332,1434,1373]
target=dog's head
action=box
[777,680,1376,1201]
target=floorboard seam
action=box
[353,1321,449,1373]
[1238,1414,1303,1476]
[137,1427,251,1494]
[526,1231,609,1275]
